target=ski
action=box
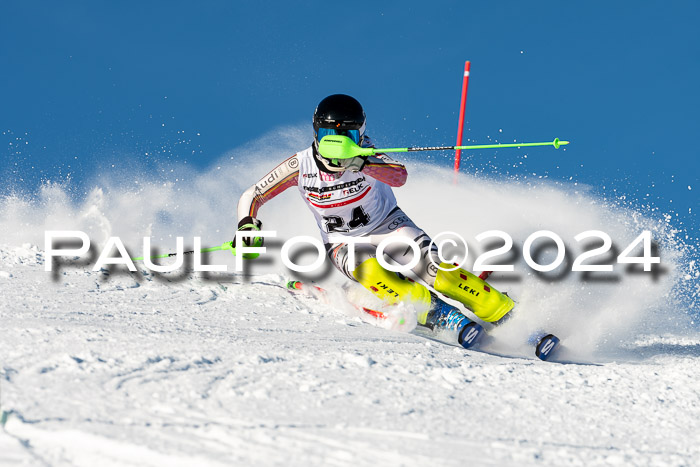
[532,333,561,361]
[479,270,561,361]
[287,279,484,350]
[286,280,391,321]
[285,279,551,358]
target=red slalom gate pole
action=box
[453,61,471,182]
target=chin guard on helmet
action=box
[313,144,367,173]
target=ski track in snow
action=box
[0,244,699,466]
[1,129,699,465]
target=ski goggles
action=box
[316,128,362,145]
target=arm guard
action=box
[237,154,300,220]
[362,153,408,187]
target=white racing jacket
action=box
[237,142,408,243]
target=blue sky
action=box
[1,1,698,235]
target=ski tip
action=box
[535,334,561,361]
[362,307,388,320]
[458,322,485,349]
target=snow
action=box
[1,257,699,465]
[1,128,699,465]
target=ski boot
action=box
[352,258,484,349]
[425,294,484,349]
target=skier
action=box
[234,94,514,348]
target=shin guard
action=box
[433,263,514,323]
[352,258,432,324]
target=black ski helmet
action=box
[313,94,366,145]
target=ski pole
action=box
[318,135,570,160]
[378,138,568,153]
[131,241,235,261]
